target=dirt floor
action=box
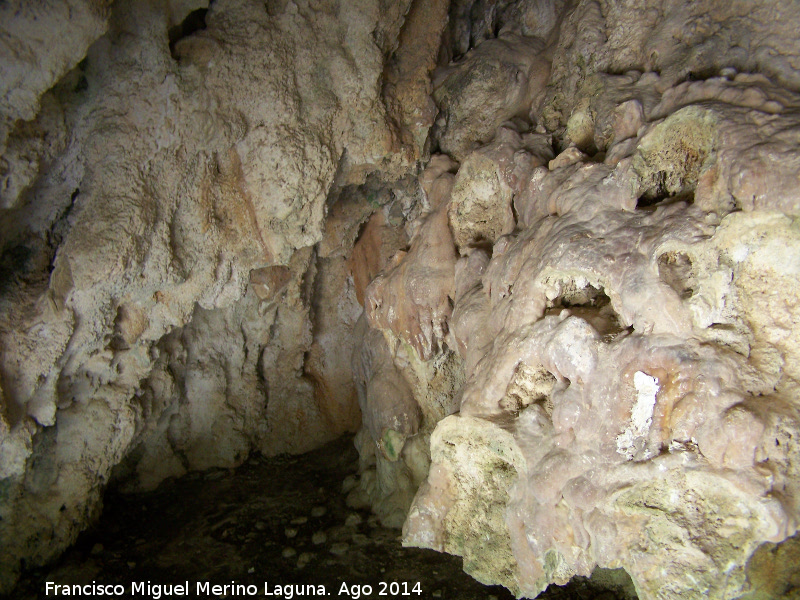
[7,436,636,600]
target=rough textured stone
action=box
[5,0,800,597]
[382,0,451,160]
[365,164,457,361]
[0,0,413,589]
[432,33,551,160]
[403,415,525,593]
[448,126,553,253]
[397,2,800,599]
[348,165,465,528]
[0,1,110,160]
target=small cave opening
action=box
[545,280,625,339]
[657,251,695,299]
[635,186,695,210]
[545,279,609,310]
[0,244,33,294]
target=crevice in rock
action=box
[635,189,695,210]
[168,8,209,60]
[657,251,695,300]
[543,281,625,338]
[545,280,609,311]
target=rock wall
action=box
[0,0,423,590]
[352,1,800,599]
[4,0,800,598]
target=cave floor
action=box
[9,436,632,600]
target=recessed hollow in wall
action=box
[657,251,695,299]
[635,189,695,210]
[168,8,209,60]
[632,106,717,205]
[544,280,625,338]
[111,304,149,350]
[546,280,609,310]
[501,362,557,417]
[0,245,33,294]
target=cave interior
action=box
[2,0,800,598]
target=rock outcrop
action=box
[351,1,800,599]
[4,0,800,598]
[0,0,424,589]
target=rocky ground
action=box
[6,435,635,600]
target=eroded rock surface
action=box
[4,0,800,598]
[362,2,800,599]
[0,0,414,589]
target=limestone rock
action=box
[542,0,800,133]
[5,0,800,597]
[448,126,553,253]
[382,0,451,161]
[400,3,800,597]
[0,0,110,148]
[349,208,409,307]
[349,164,465,529]
[0,0,412,589]
[432,33,550,161]
[410,186,800,597]
[365,168,457,361]
[403,415,525,593]
[352,314,421,462]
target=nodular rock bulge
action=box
[2,0,800,597]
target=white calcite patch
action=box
[616,371,659,461]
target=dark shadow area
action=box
[168,8,209,60]
[635,188,695,210]
[545,281,626,339]
[7,435,635,600]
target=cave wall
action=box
[354,1,800,599]
[3,0,800,598]
[0,0,422,589]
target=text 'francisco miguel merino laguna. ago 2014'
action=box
[45,580,425,598]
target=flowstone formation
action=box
[0,0,428,590]
[350,0,800,599]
